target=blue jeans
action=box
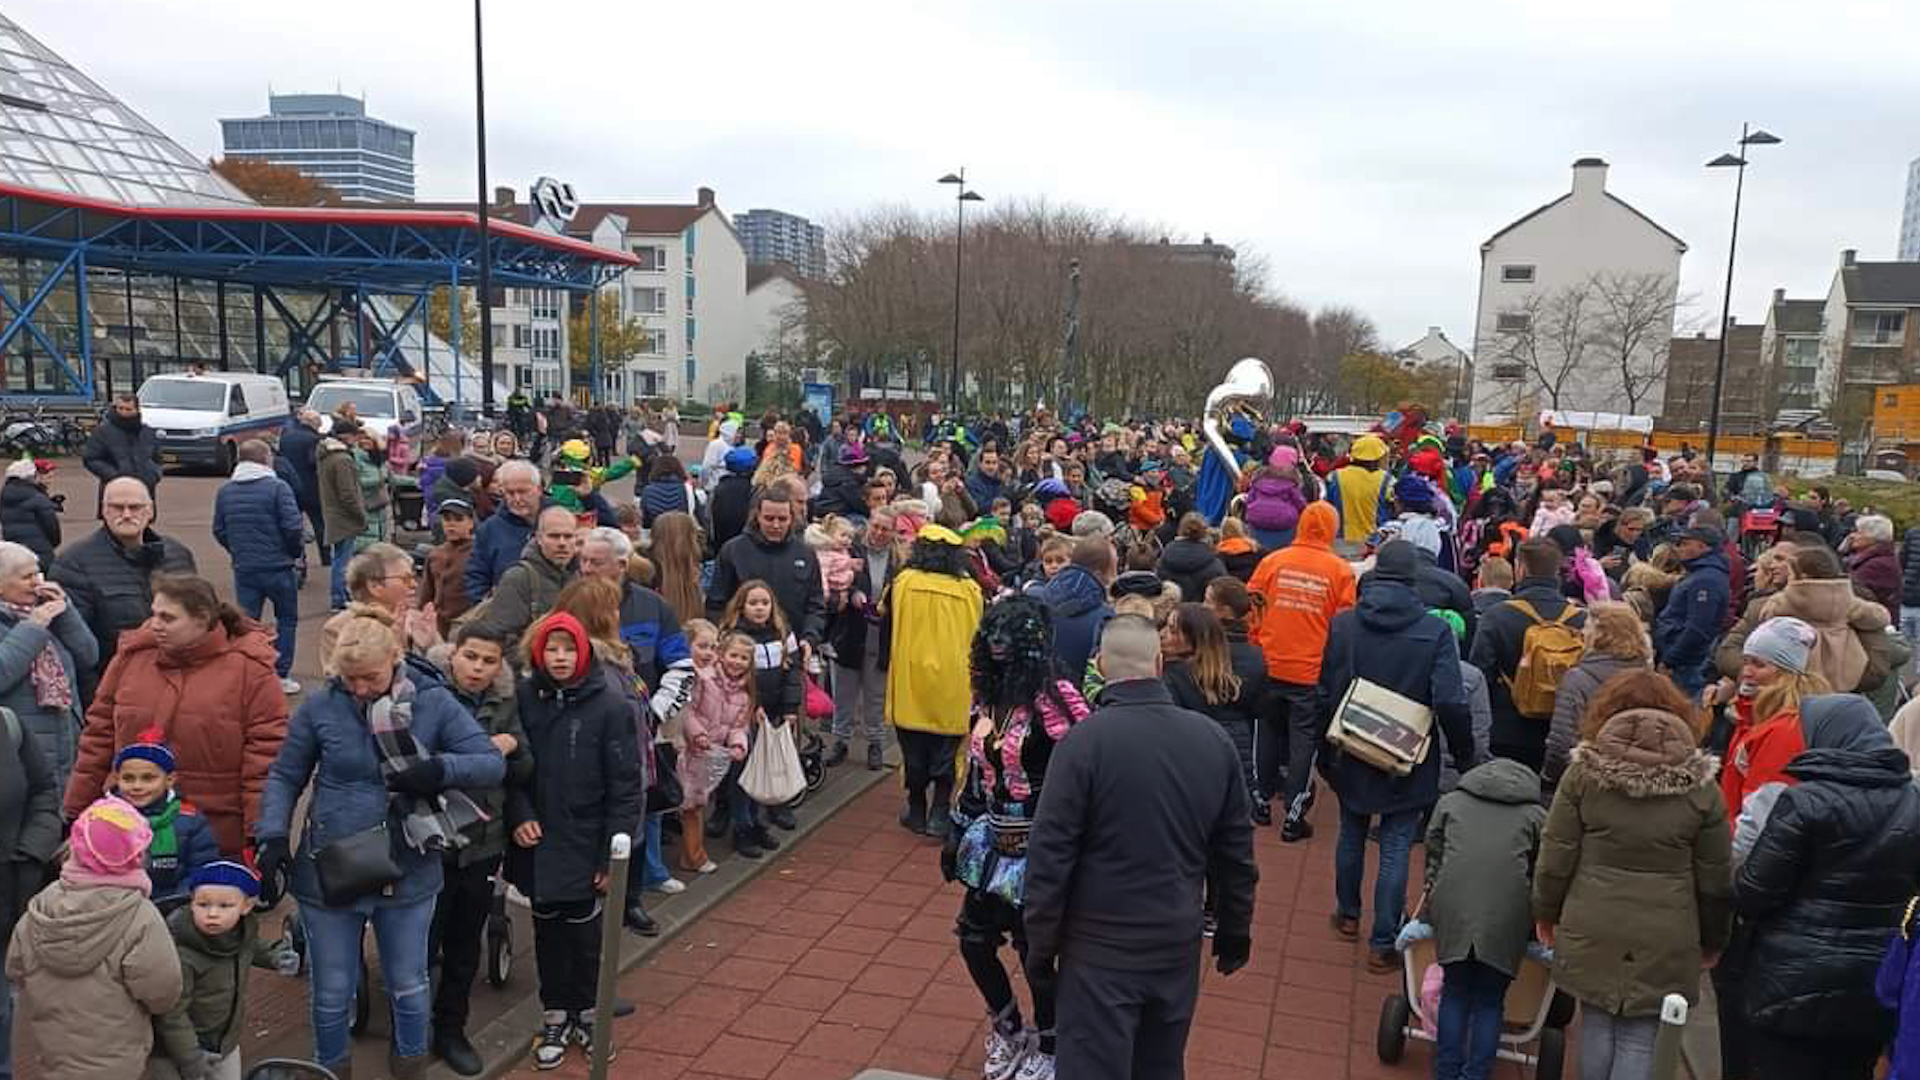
[233,566,299,678]
[300,895,435,1067]
[640,812,671,887]
[1434,959,1511,1080]
[327,537,356,610]
[1334,804,1421,952]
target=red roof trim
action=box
[0,181,638,266]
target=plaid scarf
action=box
[366,668,484,853]
[5,602,72,711]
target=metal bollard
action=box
[1651,991,1688,1080]
[590,832,632,1080]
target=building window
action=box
[686,317,696,344]
[511,324,531,350]
[637,370,664,396]
[1495,312,1532,333]
[631,245,667,272]
[686,356,696,389]
[1851,310,1906,346]
[530,289,561,321]
[1490,362,1524,382]
[1500,265,1536,284]
[632,287,666,315]
[641,329,667,355]
[531,326,560,362]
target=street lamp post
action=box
[473,0,497,417]
[938,170,983,406]
[1703,123,1782,471]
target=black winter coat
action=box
[813,473,869,521]
[506,658,644,904]
[1902,526,1920,607]
[278,422,321,509]
[1735,695,1920,1042]
[0,477,59,571]
[1157,538,1228,603]
[80,415,161,497]
[50,527,196,697]
[706,524,826,645]
[1468,576,1586,765]
[1317,577,1474,815]
[827,541,895,670]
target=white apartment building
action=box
[568,188,748,405]
[746,264,807,364]
[1469,158,1687,421]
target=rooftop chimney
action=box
[697,186,715,207]
[1772,287,1785,305]
[492,186,513,208]
[1427,325,1442,336]
[1571,157,1609,200]
[1842,248,1857,267]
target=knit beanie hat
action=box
[1744,616,1815,675]
[189,859,262,899]
[1070,510,1115,539]
[444,457,479,488]
[1267,445,1298,471]
[65,795,153,894]
[114,730,177,774]
[1392,474,1435,511]
[1373,540,1421,584]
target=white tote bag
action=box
[739,717,806,806]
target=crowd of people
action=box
[5,388,1920,1080]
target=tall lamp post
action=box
[1703,123,1782,470]
[938,169,983,406]
[473,0,497,417]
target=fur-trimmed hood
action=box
[1575,707,1718,797]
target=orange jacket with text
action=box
[1247,502,1357,686]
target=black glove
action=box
[1213,932,1251,977]
[386,757,447,796]
[254,838,291,907]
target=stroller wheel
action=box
[485,914,512,988]
[1375,994,1410,1063]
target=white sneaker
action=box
[279,678,302,695]
[984,1027,1029,1080]
[649,877,687,895]
[1012,1049,1055,1080]
[695,860,719,874]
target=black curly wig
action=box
[971,594,1066,711]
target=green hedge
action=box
[1779,477,1920,533]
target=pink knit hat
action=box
[63,795,153,894]
[1268,445,1299,471]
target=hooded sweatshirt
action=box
[1425,759,1546,977]
[1247,503,1356,685]
[1038,565,1113,685]
[6,881,182,1080]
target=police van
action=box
[137,372,290,473]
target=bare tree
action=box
[1590,271,1681,414]
[1482,282,1598,416]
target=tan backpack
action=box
[1501,599,1582,719]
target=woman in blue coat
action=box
[255,608,504,1078]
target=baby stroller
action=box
[1377,925,1574,1079]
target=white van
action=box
[306,377,424,447]
[137,372,291,473]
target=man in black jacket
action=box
[1317,541,1474,969]
[80,393,161,509]
[707,448,756,554]
[278,409,327,564]
[705,486,826,650]
[1469,537,1585,773]
[50,475,196,702]
[1025,615,1257,1079]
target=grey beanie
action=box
[1070,510,1115,539]
[1743,616,1815,675]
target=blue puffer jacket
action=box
[464,506,535,603]
[1039,566,1113,684]
[617,581,689,688]
[256,667,504,909]
[212,464,306,573]
[1655,548,1730,675]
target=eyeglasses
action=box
[104,502,151,514]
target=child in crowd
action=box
[149,861,298,1080]
[110,734,217,913]
[1024,534,1074,593]
[7,796,182,1080]
[720,580,803,837]
[429,622,531,1073]
[1528,489,1574,536]
[806,516,862,611]
[508,613,643,1071]
[1471,555,1514,622]
[1423,759,1545,1080]
[683,628,758,865]
[419,497,477,638]
[615,503,644,549]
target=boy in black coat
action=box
[507,613,643,1070]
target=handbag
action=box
[314,820,403,907]
[647,742,684,814]
[1326,676,1433,776]
[739,717,806,806]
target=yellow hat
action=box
[917,523,964,546]
[559,439,592,462]
[1350,435,1388,463]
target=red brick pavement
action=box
[504,783,1541,1080]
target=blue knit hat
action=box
[724,447,758,473]
[188,859,261,898]
[114,738,176,774]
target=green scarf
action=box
[144,792,181,859]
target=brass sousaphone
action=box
[1203,356,1274,484]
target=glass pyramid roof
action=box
[0,13,249,206]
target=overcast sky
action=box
[21,0,1919,351]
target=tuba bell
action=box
[1203,357,1274,483]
